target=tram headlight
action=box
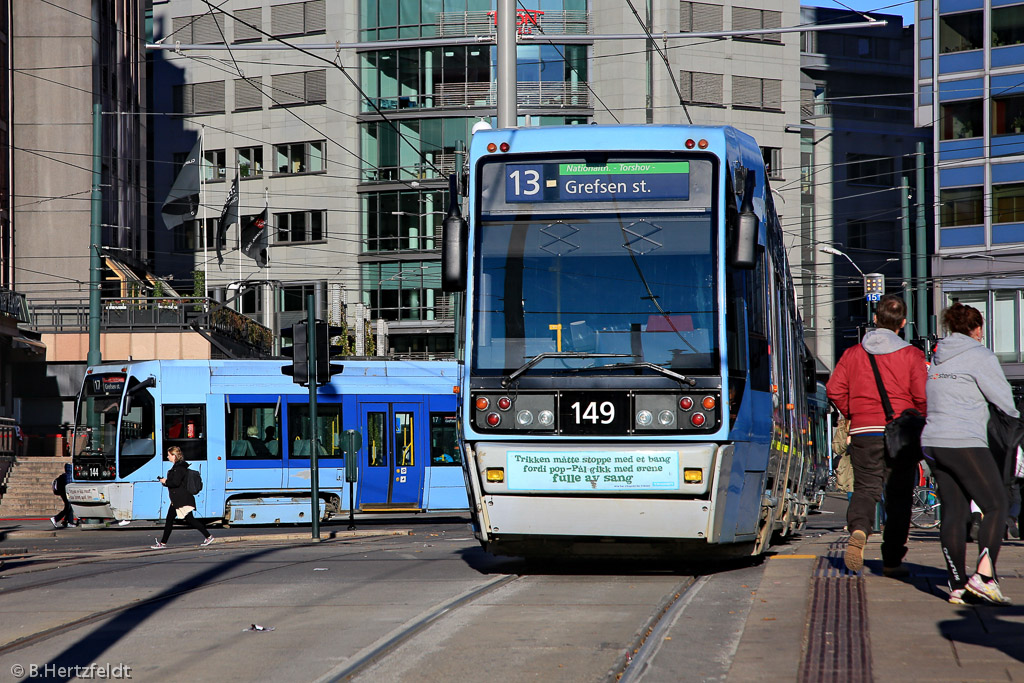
[636,409,653,427]
[486,468,505,483]
[538,410,555,427]
[658,410,675,426]
[516,410,534,426]
[684,468,704,483]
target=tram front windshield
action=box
[73,373,126,455]
[473,213,717,376]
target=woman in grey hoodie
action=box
[921,303,1018,605]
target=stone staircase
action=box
[0,457,70,518]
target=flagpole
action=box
[264,187,270,281]
[201,126,208,301]
[238,176,243,288]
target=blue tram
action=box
[66,360,465,524]
[442,124,826,557]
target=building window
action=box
[173,81,226,115]
[679,71,723,106]
[732,76,781,111]
[363,261,443,321]
[234,77,262,111]
[939,11,983,53]
[994,182,1024,224]
[680,2,723,32]
[940,187,984,227]
[275,211,325,244]
[203,150,226,182]
[993,5,1024,48]
[174,218,225,253]
[992,94,1024,136]
[940,100,982,140]
[271,0,325,37]
[233,7,262,43]
[363,189,447,253]
[274,141,325,174]
[281,283,318,312]
[237,146,263,178]
[271,70,326,106]
[761,147,783,180]
[171,13,224,44]
[847,221,868,251]
[846,154,894,186]
[732,7,782,43]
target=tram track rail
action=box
[0,536,442,657]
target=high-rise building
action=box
[150,0,805,358]
[915,0,1024,391]
[802,6,930,368]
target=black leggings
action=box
[160,506,210,543]
[925,446,1008,589]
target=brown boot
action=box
[844,530,867,572]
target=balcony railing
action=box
[438,10,591,37]
[30,297,273,356]
[435,81,591,109]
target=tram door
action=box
[357,402,424,509]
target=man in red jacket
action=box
[827,295,927,575]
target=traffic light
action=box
[314,321,345,385]
[281,321,309,385]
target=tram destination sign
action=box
[505,449,681,491]
[504,162,690,203]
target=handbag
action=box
[867,354,925,461]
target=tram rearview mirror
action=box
[730,211,757,270]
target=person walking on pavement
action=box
[921,303,1017,605]
[50,464,76,528]
[151,446,214,549]
[827,294,927,576]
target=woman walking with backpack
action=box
[151,446,214,549]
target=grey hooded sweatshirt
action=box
[920,332,1019,450]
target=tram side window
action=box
[163,404,207,461]
[430,413,459,466]
[119,378,157,477]
[226,404,280,459]
[288,404,343,459]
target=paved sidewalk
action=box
[735,496,1024,682]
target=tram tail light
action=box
[683,468,703,484]
[486,468,505,483]
[475,397,490,411]
[702,396,716,410]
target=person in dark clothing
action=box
[826,295,927,576]
[150,446,213,549]
[50,464,75,528]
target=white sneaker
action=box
[117,520,131,526]
[150,540,167,549]
[948,587,967,605]
[201,535,215,547]
[966,574,1011,605]
[50,517,60,529]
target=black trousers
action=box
[847,433,918,568]
[53,493,74,525]
[925,446,1007,589]
[160,506,210,543]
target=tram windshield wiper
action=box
[564,361,697,386]
[502,352,632,387]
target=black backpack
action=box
[185,468,203,495]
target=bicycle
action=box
[910,485,941,528]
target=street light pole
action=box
[821,246,884,321]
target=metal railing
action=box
[437,10,591,37]
[435,81,591,109]
[0,416,18,458]
[30,297,274,356]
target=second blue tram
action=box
[66,359,465,524]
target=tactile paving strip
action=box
[798,539,873,683]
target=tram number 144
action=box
[571,401,615,425]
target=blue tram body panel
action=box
[453,124,826,558]
[67,359,465,524]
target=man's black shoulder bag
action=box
[867,353,925,462]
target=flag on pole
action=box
[161,137,203,231]
[241,206,269,267]
[216,175,239,265]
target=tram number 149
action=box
[571,401,615,425]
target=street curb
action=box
[1,528,412,541]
